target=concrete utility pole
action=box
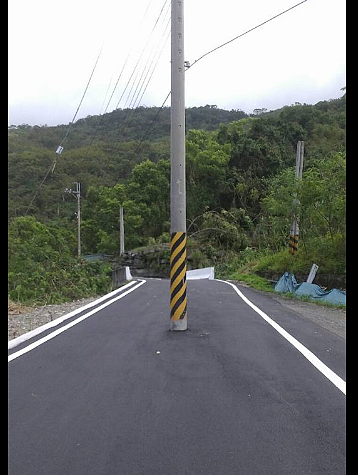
[289,141,304,255]
[75,182,81,258]
[119,206,124,256]
[64,182,81,258]
[169,0,187,331]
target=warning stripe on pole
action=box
[170,232,187,321]
[289,234,299,254]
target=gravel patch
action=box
[271,293,346,339]
[230,281,346,340]
[8,296,99,341]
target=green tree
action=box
[300,151,346,239]
[186,129,230,220]
[261,151,346,251]
[126,159,170,238]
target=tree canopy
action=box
[8,93,346,303]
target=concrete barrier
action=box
[112,266,133,288]
[186,267,215,280]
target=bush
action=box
[254,234,346,275]
[8,216,112,305]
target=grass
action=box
[225,272,346,309]
[216,248,346,310]
[227,272,275,292]
[273,291,346,310]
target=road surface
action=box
[8,278,346,475]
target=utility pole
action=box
[289,141,304,255]
[119,206,124,256]
[64,182,81,258]
[169,0,187,331]
[75,182,81,258]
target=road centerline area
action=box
[8,279,146,363]
[217,279,346,395]
[8,278,345,475]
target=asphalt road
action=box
[8,278,346,475]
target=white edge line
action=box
[8,280,139,350]
[216,279,346,395]
[8,279,146,362]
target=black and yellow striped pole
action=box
[170,232,187,327]
[170,0,187,331]
[289,222,299,255]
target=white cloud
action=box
[8,0,346,126]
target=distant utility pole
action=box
[64,182,81,258]
[289,141,304,255]
[119,206,124,256]
[169,0,187,331]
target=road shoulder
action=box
[231,280,346,340]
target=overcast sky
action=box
[8,0,346,127]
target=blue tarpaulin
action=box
[274,272,346,306]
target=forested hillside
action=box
[8,94,346,304]
[8,105,247,219]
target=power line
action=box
[25,44,105,215]
[188,0,309,70]
[131,90,171,155]
[114,90,171,186]
[127,10,171,110]
[115,0,170,110]
[121,0,309,166]
[24,1,163,216]
[83,0,170,151]
[85,0,170,144]
[101,0,155,115]
[116,14,171,137]
[77,0,158,150]
[26,0,310,213]
[135,25,171,108]
[59,43,105,148]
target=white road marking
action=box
[8,280,146,363]
[217,279,346,395]
[8,280,140,350]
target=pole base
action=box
[169,318,187,331]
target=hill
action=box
[8,97,345,221]
[8,93,346,304]
[8,105,248,219]
[8,105,248,148]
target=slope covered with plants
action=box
[8,93,346,304]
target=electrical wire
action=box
[24,2,163,216]
[102,0,154,115]
[116,0,170,110]
[114,89,171,186]
[127,11,170,110]
[59,43,105,148]
[188,0,309,70]
[123,0,309,164]
[129,13,170,107]
[116,13,171,137]
[80,0,156,150]
[83,0,170,150]
[25,44,105,215]
[27,0,310,212]
[88,0,170,143]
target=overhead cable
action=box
[188,0,309,70]
[127,0,309,162]
[25,43,104,215]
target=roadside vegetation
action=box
[8,93,346,305]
